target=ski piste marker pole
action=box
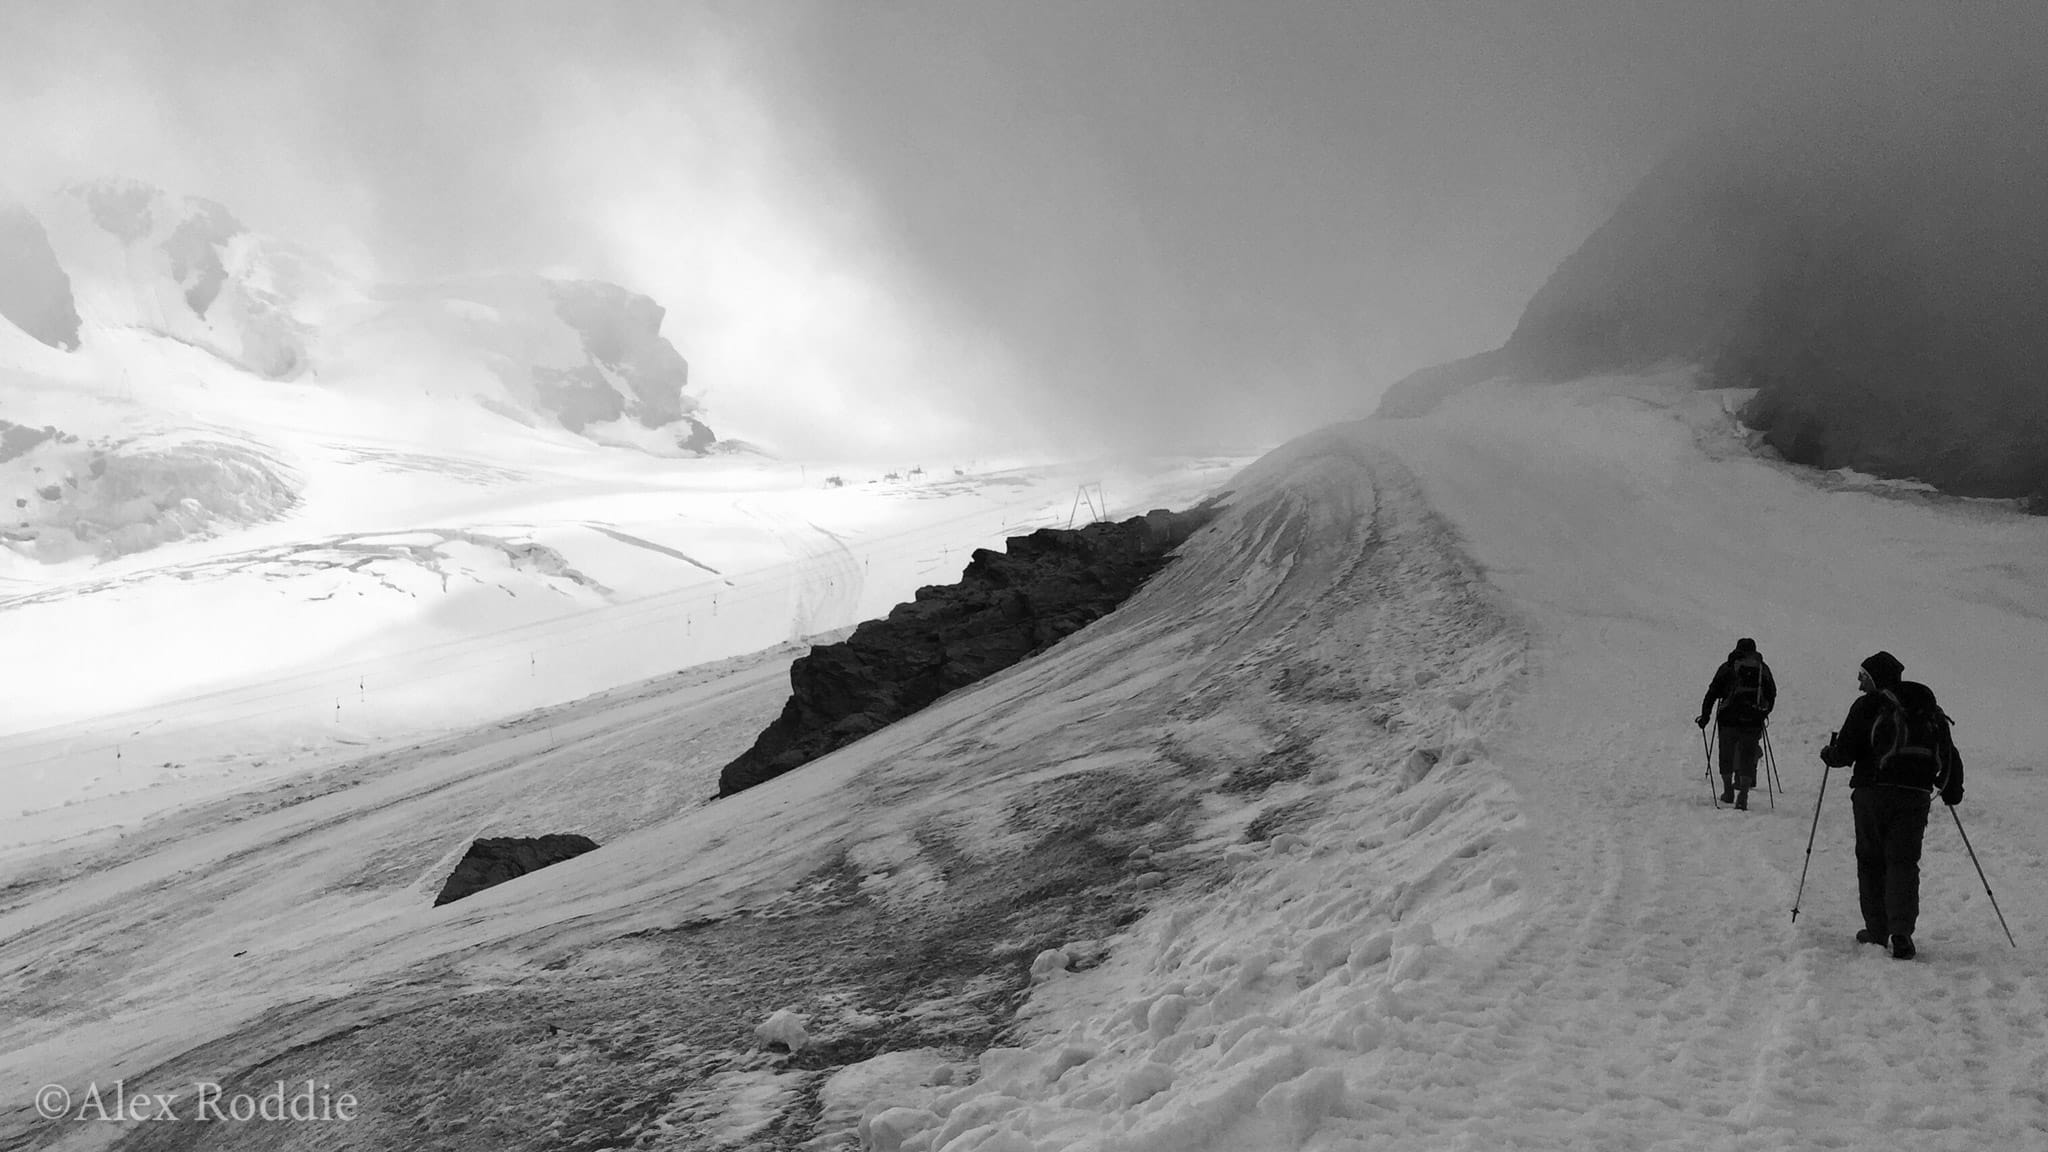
[1792,732,1835,923]
[1947,804,2018,948]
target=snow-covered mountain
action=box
[0,177,722,565]
[0,178,1254,811]
[3,372,2042,1150]
[5,178,711,434]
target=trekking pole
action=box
[1947,805,2018,948]
[1762,728,1776,810]
[1791,734,1835,923]
[1701,726,1720,808]
[1765,728,1786,795]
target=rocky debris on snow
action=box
[715,505,1221,796]
[431,834,600,906]
[1375,118,2048,510]
[0,206,81,350]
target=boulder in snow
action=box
[1029,948,1070,982]
[431,834,599,906]
[754,1008,810,1052]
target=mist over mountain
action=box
[1379,84,2048,509]
[1,177,718,562]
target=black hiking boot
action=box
[1720,786,1735,804]
[1891,935,1916,960]
[1734,791,1748,811]
[1856,928,1885,945]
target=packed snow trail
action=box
[1333,376,2048,1150]
[838,376,2048,1152]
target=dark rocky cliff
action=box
[717,505,1219,797]
[433,834,601,906]
[1377,119,2048,509]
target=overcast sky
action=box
[3,1,2041,458]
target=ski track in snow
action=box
[3,376,2046,1150]
[733,497,866,643]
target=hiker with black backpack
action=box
[1819,651,1965,960]
[1696,638,1776,810]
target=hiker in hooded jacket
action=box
[1697,637,1776,810]
[1820,651,1966,961]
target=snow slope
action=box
[3,252,1249,835]
[0,444,1239,848]
[2,372,2045,1150]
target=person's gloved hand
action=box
[1941,781,1963,807]
[1695,714,1708,729]
[1820,743,1847,768]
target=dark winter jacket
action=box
[1824,682,1966,795]
[1700,649,1776,729]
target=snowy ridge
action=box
[830,437,1529,1152]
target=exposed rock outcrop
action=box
[433,834,601,906]
[0,206,82,350]
[716,506,1219,797]
[1377,119,2048,509]
[369,274,711,448]
[162,196,241,318]
[8,179,718,453]
[41,178,309,379]
[547,279,693,430]
[0,421,67,464]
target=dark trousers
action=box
[1717,724,1762,789]
[1852,786,1932,939]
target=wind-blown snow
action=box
[3,372,2045,1151]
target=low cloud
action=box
[5,1,2043,459]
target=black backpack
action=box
[1870,682,1957,790]
[1724,653,1765,711]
